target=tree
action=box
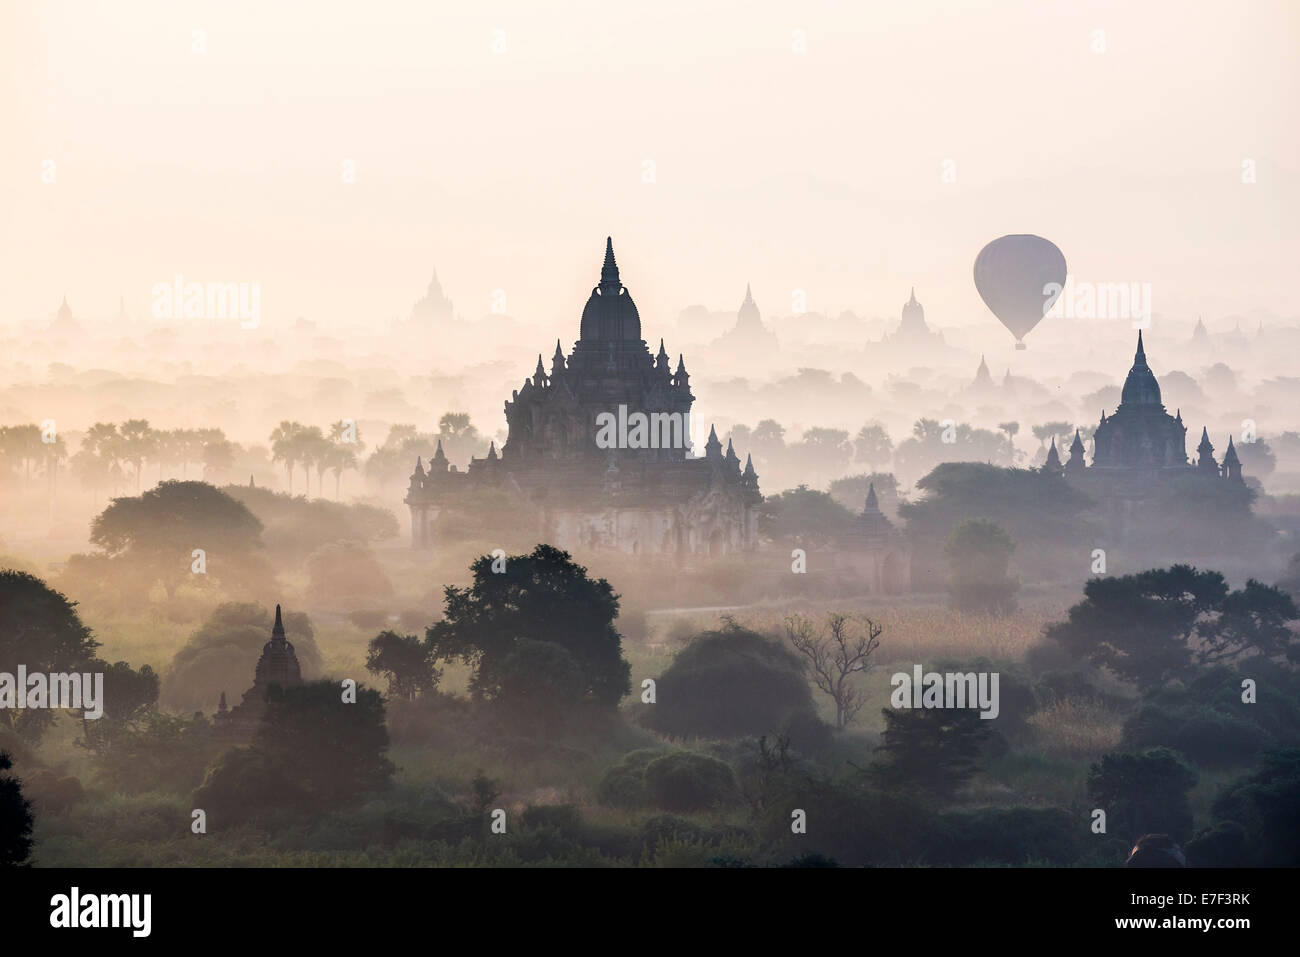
[872,706,994,800]
[77,660,160,755]
[88,480,271,600]
[1044,565,1297,684]
[426,544,631,708]
[255,680,395,808]
[1031,420,1074,452]
[793,427,853,476]
[118,419,157,490]
[643,619,824,744]
[0,753,34,867]
[760,484,857,548]
[269,420,306,493]
[305,540,394,605]
[1087,747,1199,843]
[494,638,587,736]
[1235,438,1276,479]
[944,518,1019,614]
[854,423,893,471]
[751,419,786,453]
[1203,749,1300,866]
[0,571,100,740]
[365,630,440,700]
[784,613,882,729]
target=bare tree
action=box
[784,613,882,729]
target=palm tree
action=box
[119,419,157,490]
[293,426,328,498]
[269,421,305,493]
[324,444,357,499]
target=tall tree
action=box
[426,544,631,707]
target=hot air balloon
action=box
[973,235,1067,350]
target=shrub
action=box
[1086,747,1199,843]
[643,621,818,740]
[596,749,667,808]
[924,807,1080,865]
[1205,749,1300,866]
[642,752,738,812]
[192,746,309,827]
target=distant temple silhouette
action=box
[405,238,762,558]
[713,283,778,351]
[836,481,911,593]
[408,269,454,324]
[214,604,303,738]
[1043,332,1245,497]
[885,288,946,348]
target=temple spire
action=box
[600,236,620,291]
[272,604,285,639]
[1135,329,1146,365]
[865,481,879,511]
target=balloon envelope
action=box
[973,234,1067,348]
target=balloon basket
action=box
[1015,342,1026,350]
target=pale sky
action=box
[2,0,1297,331]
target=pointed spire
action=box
[1044,436,1063,471]
[724,438,739,468]
[865,482,879,511]
[487,441,498,461]
[743,282,754,304]
[908,287,917,305]
[551,339,565,375]
[599,236,620,291]
[1223,435,1241,465]
[1070,428,1085,454]
[705,424,722,459]
[218,691,228,713]
[1135,329,1147,365]
[675,354,689,384]
[272,604,285,639]
[742,453,757,483]
[432,439,448,469]
[249,473,255,488]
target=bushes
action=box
[193,746,309,827]
[642,752,738,812]
[598,750,738,812]
[1202,749,1300,866]
[597,749,667,808]
[643,620,824,741]
[923,807,1081,865]
[1119,664,1300,768]
[1121,702,1269,768]
[1086,747,1199,843]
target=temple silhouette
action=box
[214,604,303,738]
[405,238,763,558]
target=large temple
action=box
[405,238,763,558]
[1044,330,1245,487]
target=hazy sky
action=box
[3,0,1297,332]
